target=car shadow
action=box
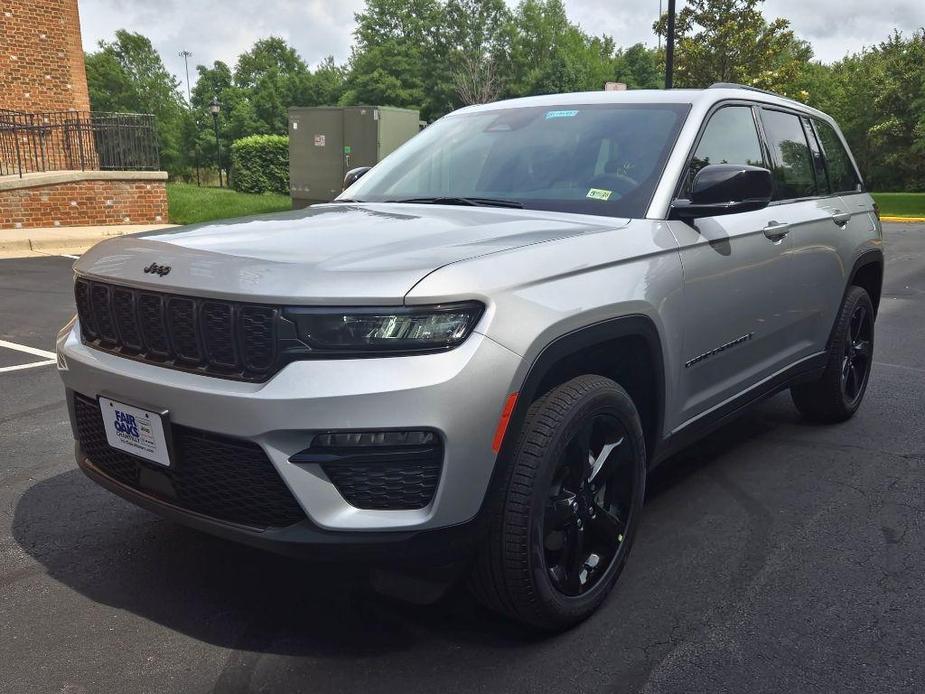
[12,394,802,662]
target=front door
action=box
[668,104,799,429]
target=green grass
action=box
[871,192,925,218]
[167,183,291,225]
[165,184,925,224]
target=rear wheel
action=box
[791,285,874,423]
[470,375,646,630]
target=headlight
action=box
[281,302,484,356]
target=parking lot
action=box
[1,223,923,694]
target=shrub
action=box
[230,134,289,194]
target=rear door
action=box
[811,118,879,337]
[756,108,855,356]
[668,103,799,426]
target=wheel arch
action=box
[501,314,667,469]
[826,248,884,350]
[847,249,884,314]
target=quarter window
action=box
[814,119,862,193]
[760,109,817,200]
[688,106,764,190]
[802,117,830,195]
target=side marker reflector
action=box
[491,392,519,452]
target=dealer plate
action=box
[98,396,170,467]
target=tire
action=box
[791,285,875,423]
[470,375,646,631]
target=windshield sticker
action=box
[586,188,613,201]
[545,110,579,120]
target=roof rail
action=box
[708,82,788,99]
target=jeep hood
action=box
[74,203,625,304]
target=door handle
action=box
[762,221,790,243]
[832,210,851,226]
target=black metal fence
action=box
[0,109,160,177]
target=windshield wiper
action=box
[390,196,524,209]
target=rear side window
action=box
[687,106,764,191]
[759,109,816,200]
[801,117,830,195]
[814,120,862,193]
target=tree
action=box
[303,57,347,106]
[801,31,925,191]
[653,0,810,93]
[85,30,188,174]
[505,0,616,96]
[444,0,511,105]
[341,0,445,119]
[233,37,311,134]
[613,44,662,89]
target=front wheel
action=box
[791,285,875,423]
[470,375,646,630]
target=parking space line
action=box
[0,339,57,360]
[28,249,80,260]
[0,359,56,374]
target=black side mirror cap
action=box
[343,166,372,190]
[671,164,773,219]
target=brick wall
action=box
[0,178,168,229]
[0,0,91,113]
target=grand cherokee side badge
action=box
[685,332,754,368]
[143,262,171,277]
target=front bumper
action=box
[76,446,484,562]
[58,319,523,535]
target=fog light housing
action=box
[289,430,444,511]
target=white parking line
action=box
[0,359,56,374]
[0,339,57,360]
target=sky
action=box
[77,0,925,93]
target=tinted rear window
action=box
[814,120,862,193]
[760,109,817,200]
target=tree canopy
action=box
[83,0,925,191]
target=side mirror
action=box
[671,164,773,219]
[343,166,372,190]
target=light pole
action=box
[210,96,223,188]
[179,50,201,186]
[665,0,676,89]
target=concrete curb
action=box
[0,224,177,257]
[881,216,925,223]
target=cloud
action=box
[77,0,925,89]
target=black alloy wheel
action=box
[791,285,875,423]
[543,413,637,596]
[470,375,647,630]
[842,302,873,405]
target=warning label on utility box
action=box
[314,134,326,147]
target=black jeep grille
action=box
[75,278,277,381]
[73,394,306,529]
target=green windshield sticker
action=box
[586,188,613,201]
[545,110,578,119]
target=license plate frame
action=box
[98,395,172,467]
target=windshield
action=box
[340,103,690,218]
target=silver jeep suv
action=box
[57,84,882,630]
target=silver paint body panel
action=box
[59,87,882,532]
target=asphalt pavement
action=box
[1,224,924,693]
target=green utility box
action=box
[288,106,421,207]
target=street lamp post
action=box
[665,0,676,89]
[179,49,201,187]
[210,97,223,188]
